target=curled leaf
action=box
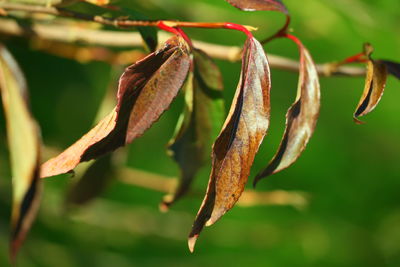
[161,49,224,210]
[225,0,288,13]
[0,44,42,261]
[188,37,271,251]
[254,37,320,185]
[41,36,191,178]
[354,44,388,124]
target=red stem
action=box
[343,53,367,64]
[223,23,253,38]
[261,15,291,44]
[284,33,302,47]
[156,21,192,45]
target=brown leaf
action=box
[161,49,224,210]
[40,36,191,178]
[188,37,271,252]
[0,44,42,261]
[225,0,288,13]
[254,38,320,184]
[354,44,388,124]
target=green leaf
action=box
[66,154,114,207]
[118,7,158,52]
[0,44,42,261]
[161,49,224,210]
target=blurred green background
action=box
[1,0,400,266]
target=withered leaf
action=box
[161,49,224,210]
[379,60,400,80]
[188,37,271,252]
[225,0,288,13]
[0,44,42,261]
[354,44,388,124]
[254,38,320,185]
[41,36,191,178]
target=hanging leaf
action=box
[0,44,42,261]
[225,0,288,14]
[66,154,114,207]
[379,60,400,80]
[41,35,191,178]
[188,37,271,252]
[161,49,224,210]
[353,44,388,124]
[254,37,320,185]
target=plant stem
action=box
[0,17,366,76]
[0,2,256,33]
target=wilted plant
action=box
[0,0,399,262]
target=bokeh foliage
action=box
[0,0,400,266]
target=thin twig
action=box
[0,2,366,76]
[0,18,365,76]
[0,3,256,30]
[117,167,309,210]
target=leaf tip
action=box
[353,117,365,125]
[9,241,18,265]
[252,176,260,188]
[159,197,172,213]
[205,219,214,227]
[188,234,198,253]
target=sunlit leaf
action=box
[254,37,320,185]
[41,36,191,178]
[225,0,288,13]
[354,44,388,124]
[161,49,224,210]
[0,44,42,261]
[188,37,271,251]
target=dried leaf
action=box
[188,37,271,251]
[0,45,42,261]
[161,49,224,210]
[225,0,288,13]
[41,36,191,178]
[379,60,400,80]
[254,38,320,184]
[354,45,388,124]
